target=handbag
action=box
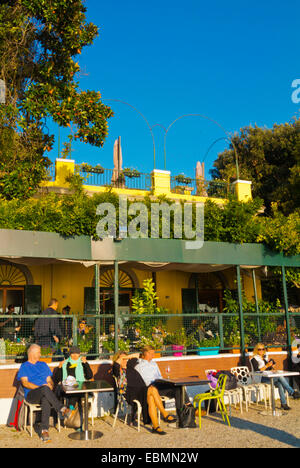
[64,404,81,429]
[178,403,196,428]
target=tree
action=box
[210,120,300,215]
[0,0,113,199]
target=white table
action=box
[262,370,300,416]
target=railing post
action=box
[219,314,224,350]
[252,269,261,341]
[72,315,78,346]
[95,263,100,358]
[114,260,119,354]
[282,266,292,354]
[236,265,246,362]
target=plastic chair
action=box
[193,374,231,429]
[205,369,243,415]
[230,366,268,411]
[24,400,61,437]
[112,376,142,431]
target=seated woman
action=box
[112,351,177,435]
[54,346,93,430]
[251,343,300,411]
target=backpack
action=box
[215,370,238,390]
[8,386,25,431]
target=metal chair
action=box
[193,374,231,429]
[112,376,142,431]
[230,366,268,411]
[205,369,243,415]
[23,400,61,437]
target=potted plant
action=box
[123,168,141,178]
[77,336,93,355]
[164,328,189,356]
[40,346,52,363]
[102,338,130,357]
[80,162,104,174]
[4,340,27,360]
[138,335,163,358]
[174,174,192,185]
[196,337,220,356]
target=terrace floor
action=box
[1,398,300,448]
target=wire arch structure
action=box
[102,98,157,168]
[163,114,240,178]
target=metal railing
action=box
[170,177,229,198]
[79,168,152,191]
[0,309,297,362]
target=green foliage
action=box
[0,185,298,255]
[196,337,220,348]
[0,0,112,199]
[102,338,130,354]
[211,120,300,215]
[257,204,300,255]
[77,336,93,353]
[164,328,192,347]
[130,279,168,340]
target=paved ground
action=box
[1,399,300,449]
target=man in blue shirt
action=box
[17,344,71,442]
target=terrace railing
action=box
[79,168,152,191]
[170,177,229,199]
[0,309,297,362]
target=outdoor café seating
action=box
[193,374,231,429]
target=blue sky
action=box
[50,0,300,179]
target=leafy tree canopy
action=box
[0,0,113,199]
[210,120,300,215]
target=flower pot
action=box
[197,347,219,356]
[40,356,52,363]
[267,347,283,352]
[171,345,184,356]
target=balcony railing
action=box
[79,168,152,191]
[170,177,229,199]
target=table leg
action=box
[68,392,103,441]
[84,391,89,440]
[271,379,276,416]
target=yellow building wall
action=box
[26,263,261,316]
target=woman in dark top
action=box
[112,352,176,435]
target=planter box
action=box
[197,347,219,356]
[171,345,185,357]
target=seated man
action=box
[135,346,190,415]
[17,344,71,442]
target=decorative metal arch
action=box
[0,261,33,286]
[92,266,140,289]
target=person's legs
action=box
[26,385,66,431]
[146,389,166,435]
[147,386,169,420]
[277,376,295,396]
[273,379,287,406]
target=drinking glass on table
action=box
[165,365,171,379]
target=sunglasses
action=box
[258,348,265,351]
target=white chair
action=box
[23,400,61,437]
[231,366,268,411]
[112,376,142,431]
[205,369,243,415]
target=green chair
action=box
[193,374,231,429]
